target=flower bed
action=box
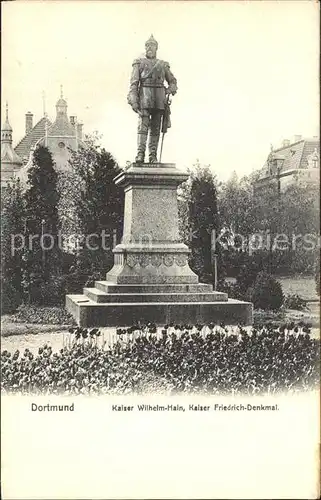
[1,323,319,396]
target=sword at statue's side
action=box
[159,93,172,163]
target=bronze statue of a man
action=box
[127,34,178,163]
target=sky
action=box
[1,0,319,180]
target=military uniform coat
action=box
[127,57,177,111]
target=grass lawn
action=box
[276,276,318,301]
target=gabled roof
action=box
[274,140,305,172]
[48,116,76,136]
[259,138,319,179]
[14,117,52,161]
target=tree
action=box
[218,171,255,237]
[56,169,82,259]
[253,181,319,275]
[217,172,261,279]
[275,182,319,274]
[179,162,220,283]
[1,178,25,312]
[218,171,319,278]
[23,145,62,302]
[67,133,124,277]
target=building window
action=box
[58,142,65,148]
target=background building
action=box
[254,135,319,195]
[1,87,84,187]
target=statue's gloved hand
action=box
[166,85,177,96]
[132,103,142,115]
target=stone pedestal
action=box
[106,163,198,285]
[66,163,253,326]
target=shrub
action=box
[217,278,244,300]
[236,265,258,294]
[21,270,105,307]
[65,270,105,294]
[61,252,76,274]
[1,280,22,314]
[250,272,284,311]
[8,304,75,325]
[284,294,309,311]
[234,251,270,294]
[84,271,105,287]
[38,276,66,306]
[23,275,68,307]
[65,272,88,294]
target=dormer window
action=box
[307,148,319,169]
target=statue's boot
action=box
[135,132,147,163]
[148,134,160,163]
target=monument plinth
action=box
[107,163,198,285]
[66,162,253,326]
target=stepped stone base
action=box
[66,281,253,327]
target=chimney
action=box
[294,135,302,143]
[282,139,290,147]
[77,123,83,140]
[25,112,33,135]
[70,116,76,126]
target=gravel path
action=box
[1,324,319,354]
[1,328,115,354]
